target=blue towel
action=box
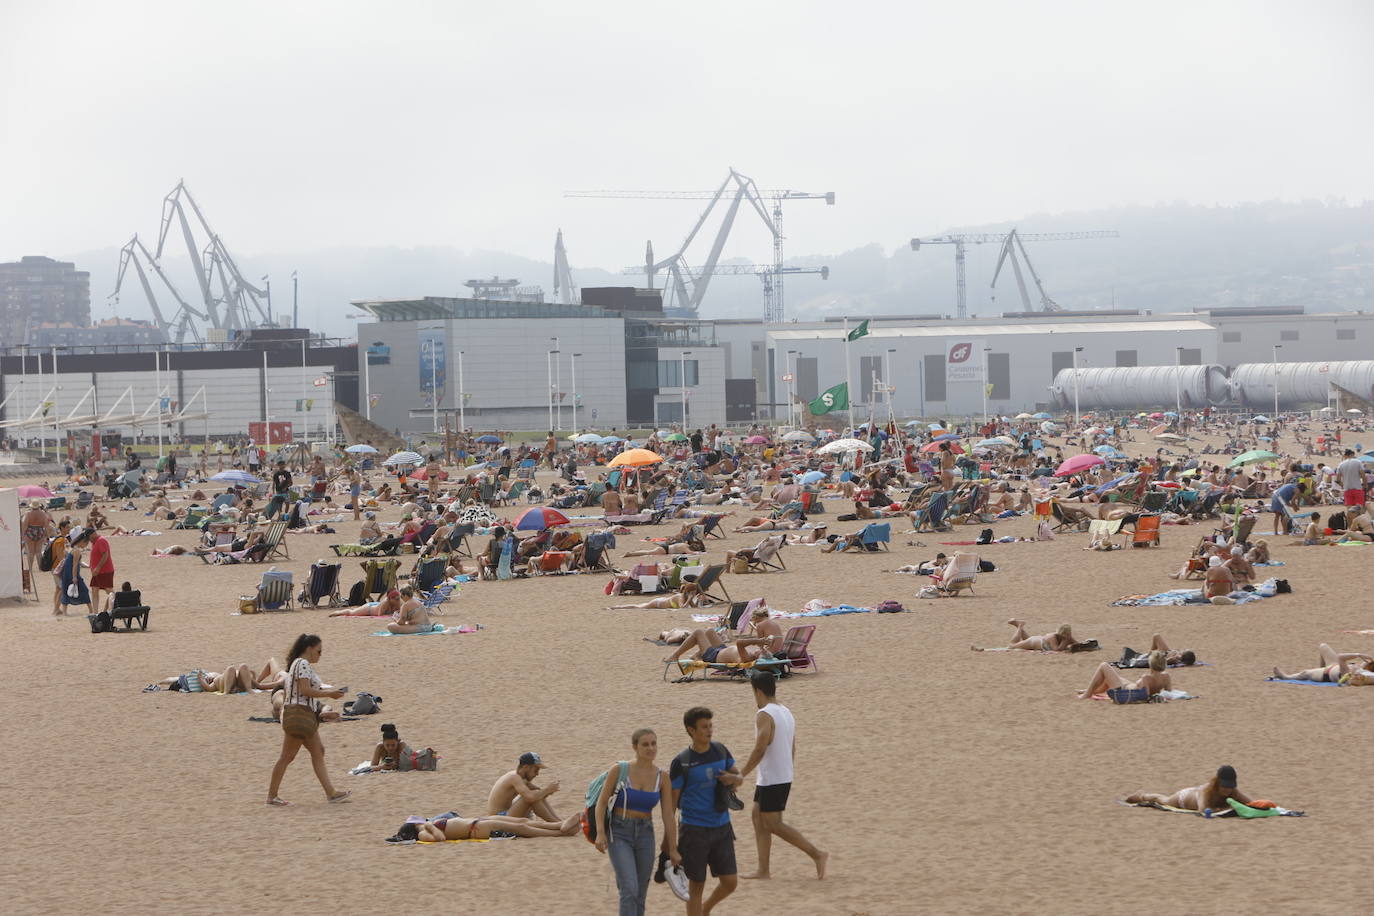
[370,624,466,637]
[1265,677,1340,686]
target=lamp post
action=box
[1175,346,1184,417]
[681,350,692,429]
[1272,344,1282,420]
[786,349,797,428]
[362,341,371,421]
[548,337,559,431]
[570,352,581,433]
[551,337,561,430]
[430,341,438,434]
[457,350,465,436]
[981,347,992,425]
[154,348,164,459]
[1072,347,1084,426]
[300,337,308,442]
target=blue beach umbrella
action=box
[211,469,262,485]
[800,470,827,485]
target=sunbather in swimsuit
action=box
[413,812,581,841]
[1273,643,1372,681]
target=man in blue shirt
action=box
[670,706,741,915]
[1270,480,1301,535]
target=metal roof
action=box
[767,319,1217,341]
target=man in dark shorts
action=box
[671,706,741,915]
[737,671,827,880]
[267,459,292,519]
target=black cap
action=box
[1217,765,1237,788]
[518,752,543,767]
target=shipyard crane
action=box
[553,229,577,305]
[567,169,834,321]
[909,229,1118,318]
[109,234,208,344]
[620,262,829,304]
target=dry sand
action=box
[5,437,1369,915]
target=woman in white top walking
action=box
[267,634,351,806]
[737,671,827,880]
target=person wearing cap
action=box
[1125,765,1255,813]
[486,752,563,822]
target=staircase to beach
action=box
[334,403,406,455]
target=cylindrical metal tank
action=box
[1230,361,1374,408]
[1049,365,1231,410]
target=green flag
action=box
[808,382,849,415]
[846,319,870,342]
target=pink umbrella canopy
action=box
[1055,454,1106,477]
[17,485,52,498]
[744,435,770,445]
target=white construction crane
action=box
[909,229,1118,318]
[567,169,834,321]
[553,229,577,305]
[620,262,829,305]
[112,180,272,342]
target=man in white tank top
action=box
[736,671,828,880]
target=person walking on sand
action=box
[737,672,827,881]
[87,529,115,612]
[266,634,351,807]
[670,706,742,916]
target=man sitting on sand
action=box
[487,752,563,822]
[972,619,1087,652]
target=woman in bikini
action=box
[386,587,435,634]
[972,620,1083,652]
[1125,765,1253,812]
[1077,649,1172,699]
[410,811,582,841]
[1273,643,1373,682]
[329,588,403,617]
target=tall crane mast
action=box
[910,229,1118,318]
[567,169,834,321]
[552,229,577,305]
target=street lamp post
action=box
[681,350,692,429]
[1072,347,1084,425]
[786,349,797,428]
[570,353,581,433]
[982,347,992,425]
[1175,346,1184,417]
[551,337,560,430]
[154,348,164,459]
[301,337,309,443]
[457,350,465,437]
[1272,344,1282,420]
[430,342,438,434]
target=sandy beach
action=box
[5,432,1368,916]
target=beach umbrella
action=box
[1039,421,1060,434]
[744,435,770,445]
[609,448,663,468]
[975,438,1010,450]
[1014,412,1034,419]
[512,506,570,531]
[1228,449,1279,468]
[1082,426,1104,436]
[1033,412,1052,420]
[655,429,674,438]
[1154,433,1186,442]
[933,433,961,442]
[1148,424,1169,436]
[459,504,497,526]
[662,433,688,442]
[817,438,875,455]
[781,430,814,442]
[408,467,449,481]
[1154,480,1182,488]
[1135,412,1149,418]
[17,485,52,499]
[1163,411,1179,417]
[384,451,424,466]
[1348,408,1364,415]
[573,432,602,443]
[1093,445,1125,457]
[598,435,624,444]
[800,470,827,484]
[1055,454,1106,477]
[904,419,924,427]
[919,440,963,454]
[1257,435,1273,442]
[1149,412,1164,420]
[211,469,262,484]
[344,444,378,454]
[1251,415,1269,423]
[475,435,502,444]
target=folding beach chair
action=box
[109,588,151,630]
[300,561,344,608]
[1139,491,1167,512]
[745,535,786,572]
[256,519,289,563]
[699,514,727,539]
[444,523,475,558]
[773,624,818,674]
[916,491,952,533]
[531,550,572,576]
[937,553,980,596]
[1128,515,1162,548]
[859,522,891,551]
[411,556,449,594]
[580,532,615,572]
[248,569,295,612]
[1086,518,1123,549]
[692,564,731,606]
[360,558,400,597]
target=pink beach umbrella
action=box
[17,485,53,499]
[1054,454,1106,477]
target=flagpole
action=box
[843,318,855,435]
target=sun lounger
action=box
[109,588,151,630]
[300,561,344,608]
[247,569,295,612]
[937,553,980,596]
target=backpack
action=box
[88,610,113,633]
[580,761,630,843]
[397,747,439,771]
[39,537,59,573]
[347,580,367,606]
[875,600,906,613]
[976,528,994,545]
[344,692,382,715]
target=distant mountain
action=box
[65,200,1374,337]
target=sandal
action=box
[328,790,352,803]
[266,797,293,807]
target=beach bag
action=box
[1036,521,1054,541]
[87,610,113,633]
[281,704,319,739]
[348,580,367,606]
[398,747,438,771]
[729,556,750,574]
[581,761,630,843]
[344,692,382,715]
[918,586,942,599]
[39,538,57,573]
[1275,579,1291,594]
[978,559,997,573]
[976,528,993,545]
[238,597,259,614]
[876,600,905,613]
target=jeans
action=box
[607,814,655,916]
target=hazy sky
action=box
[3,0,1372,272]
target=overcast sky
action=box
[3,0,1372,273]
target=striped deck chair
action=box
[360,558,400,597]
[692,564,731,606]
[252,569,295,612]
[412,556,449,594]
[916,491,952,532]
[744,535,786,571]
[300,562,343,608]
[1086,518,1123,549]
[257,519,289,563]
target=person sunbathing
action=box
[387,587,435,634]
[734,517,802,533]
[268,686,341,722]
[155,658,283,693]
[364,723,411,772]
[1117,634,1197,668]
[1203,555,1235,599]
[785,524,828,545]
[397,812,582,842]
[1124,765,1253,812]
[1077,650,1171,699]
[621,538,704,558]
[1273,643,1373,681]
[1224,545,1255,582]
[607,582,702,610]
[662,606,781,664]
[894,553,947,576]
[973,620,1084,652]
[330,589,404,617]
[821,530,876,553]
[1338,506,1374,543]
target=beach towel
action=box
[1120,798,1304,817]
[370,624,481,637]
[1264,676,1340,686]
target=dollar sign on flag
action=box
[822,393,834,407]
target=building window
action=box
[657,359,699,387]
[1115,350,1137,367]
[1338,328,1356,340]
[859,355,884,403]
[924,356,946,402]
[1178,348,1202,365]
[1280,330,1299,341]
[1222,331,1241,343]
[795,357,819,402]
[1051,351,1075,382]
[987,352,1010,400]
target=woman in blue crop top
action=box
[594,728,682,916]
